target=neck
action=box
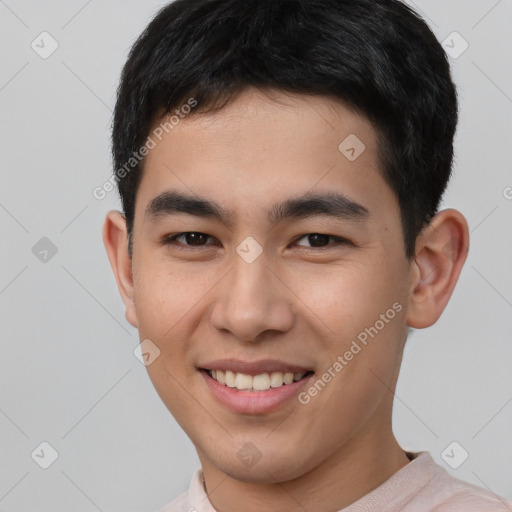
[198,422,410,512]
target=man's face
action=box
[128,88,413,482]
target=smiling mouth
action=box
[203,369,315,391]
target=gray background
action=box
[0,0,511,511]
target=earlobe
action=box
[406,209,469,329]
[102,210,139,328]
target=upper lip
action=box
[199,359,314,376]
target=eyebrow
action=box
[145,190,369,228]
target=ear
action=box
[102,210,138,328]
[406,208,469,329]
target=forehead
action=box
[135,88,397,226]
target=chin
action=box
[223,460,308,484]
[203,441,319,484]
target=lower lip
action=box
[201,370,314,415]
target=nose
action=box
[209,253,295,343]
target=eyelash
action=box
[161,232,352,251]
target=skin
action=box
[103,87,469,511]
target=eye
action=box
[162,232,352,251]
[162,232,219,248]
[294,233,352,249]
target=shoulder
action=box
[413,452,512,511]
[428,477,512,511]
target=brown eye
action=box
[181,232,209,245]
[298,234,330,247]
[295,233,350,249]
[163,232,216,247]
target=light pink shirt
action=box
[156,452,512,511]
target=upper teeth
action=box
[210,370,306,391]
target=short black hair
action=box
[111,0,458,258]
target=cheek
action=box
[132,260,210,337]
[296,257,408,405]
[296,258,406,336]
